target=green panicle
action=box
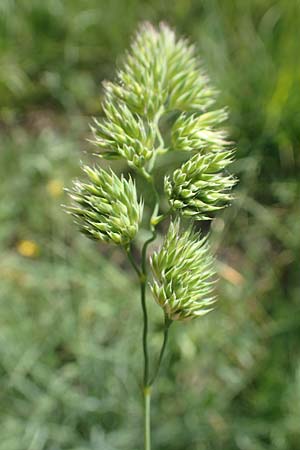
[165,150,236,220]
[90,22,221,174]
[171,108,230,152]
[150,220,217,321]
[64,165,143,246]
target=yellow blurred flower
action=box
[47,179,63,198]
[17,240,39,258]
[80,305,97,323]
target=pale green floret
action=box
[91,97,156,169]
[171,108,230,152]
[91,22,223,176]
[65,166,143,245]
[103,22,216,119]
[105,23,168,118]
[150,221,216,321]
[158,23,216,112]
[165,150,236,220]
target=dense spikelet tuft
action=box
[91,96,156,169]
[65,166,143,245]
[165,150,236,220]
[91,22,220,174]
[150,220,216,321]
[64,22,237,329]
[104,23,167,119]
[171,108,229,152]
[104,22,215,118]
[161,26,216,112]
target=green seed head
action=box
[165,150,236,220]
[103,22,216,118]
[90,22,221,174]
[171,108,230,152]
[91,96,156,170]
[150,220,217,321]
[65,166,143,246]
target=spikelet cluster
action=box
[104,23,215,117]
[165,150,236,220]
[65,22,237,324]
[171,108,229,152]
[91,98,156,169]
[150,221,216,321]
[91,22,223,173]
[66,166,143,245]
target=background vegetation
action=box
[1,1,299,449]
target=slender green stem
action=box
[141,172,160,275]
[140,174,161,450]
[140,194,158,388]
[126,172,164,450]
[126,245,141,278]
[150,315,172,385]
[140,276,149,386]
[144,386,151,450]
[141,230,157,274]
[155,121,164,151]
[148,177,160,227]
[148,107,164,173]
[125,244,149,386]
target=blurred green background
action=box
[1,1,300,449]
